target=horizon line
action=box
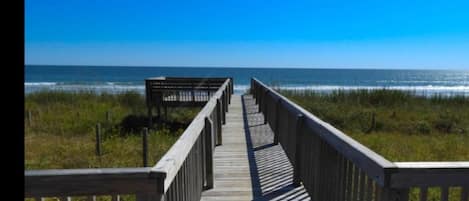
[24,64,467,71]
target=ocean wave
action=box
[24,82,469,96]
[234,84,469,96]
[275,85,469,91]
[25,82,57,86]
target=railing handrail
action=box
[25,168,160,197]
[251,77,469,189]
[251,77,396,186]
[145,76,230,82]
[150,78,231,193]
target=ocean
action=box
[25,65,469,96]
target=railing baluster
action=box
[420,187,428,201]
[216,99,223,145]
[273,99,281,144]
[441,186,449,201]
[293,114,304,186]
[204,117,214,189]
[111,194,120,201]
[462,186,469,201]
[142,128,148,167]
[346,161,353,201]
[359,170,366,201]
[352,165,360,201]
[366,177,373,201]
[59,196,69,201]
[337,155,346,201]
[375,183,381,201]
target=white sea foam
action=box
[25,82,57,86]
[24,82,469,96]
[234,84,469,96]
[274,85,469,91]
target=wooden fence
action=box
[251,77,469,201]
[25,78,233,201]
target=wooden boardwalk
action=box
[201,94,310,201]
[26,77,469,201]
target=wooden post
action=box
[157,106,161,120]
[225,89,229,112]
[106,111,111,122]
[147,106,153,129]
[204,117,214,189]
[222,91,227,113]
[274,99,281,144]
[27,110,32,126]
[191,82,195,102]
[228,79,232,104]
[250,79,253,94]
[86,196,96,201]
[216,99,223,145]
[142,127,148,167]
[219,98,226,125]
[111,195,120,201]
[263,91,269,124]
[258,89,262,113]
[95,123,101,156]
[293,114,304,186]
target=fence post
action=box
[220,98,226,125]
[255,82,259,104]
[263,91,269,124]
[106,111,111,122]
[142,127,148,167]
[274,100,281,144]
[225,88,229,112]
[227,80,232,104]
[216,99,223,145]
[293,114,304,186]
[147,105,153,128]
[230,78,234,95]
[95,123,101,156]
[191,82,195,102]
[27,110,32,126]
[204,117,214,189]
[258,88,262,112]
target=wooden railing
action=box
[25,78,233,201]
[146,77,233,107]
[251,77,469,201]
[145,77,232,122]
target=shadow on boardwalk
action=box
[241,94,311,201]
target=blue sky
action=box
[25,0,469,69]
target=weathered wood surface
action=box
[151,79,230,194]
[200,95,311,200]
[25,168,162,197]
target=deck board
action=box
[201,94,310,201]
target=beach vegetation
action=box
[279,89,469,161]
[25,90,199,169]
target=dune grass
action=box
[279,89,469,161]
[25,90,199,170]
[279,89,469,201]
